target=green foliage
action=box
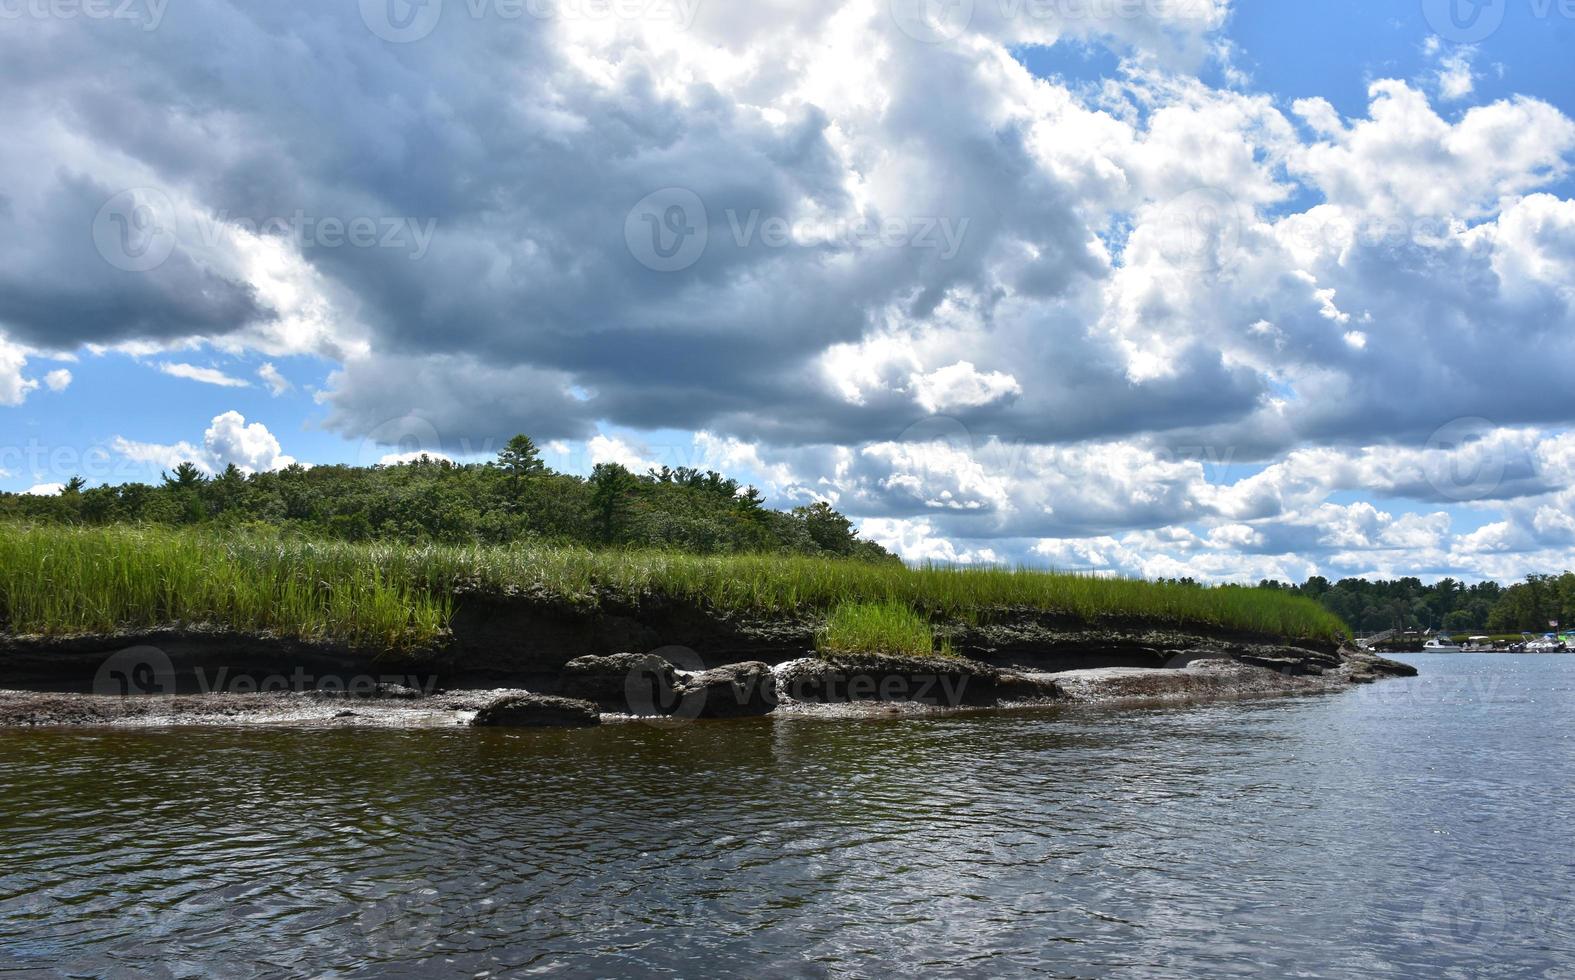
[497,435,544,480]
[1241,573,1574,634]
[817,601,951,659]
[0,436,895,562]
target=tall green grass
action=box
[0,525,449,650]
[817,601,953,659]
[0,524,1351,649]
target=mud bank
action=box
[0,618,1415,728]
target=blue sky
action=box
[3,0,1574,582]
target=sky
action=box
[2,0,1574,584]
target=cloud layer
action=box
[2,1,1574,580]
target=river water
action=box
[2,653,1572,978]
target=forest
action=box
[0,436,895,564]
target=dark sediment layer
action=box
[0,594,1415,728]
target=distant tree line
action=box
[1163,573,1575,634]
[0,435,898,563]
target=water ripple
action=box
[2,655,1572,977]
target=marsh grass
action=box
[816,601,953,659]
[0,525,1351,650]
[0,525,449,650]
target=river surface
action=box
[2,653,1572,978]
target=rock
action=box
[1236,655,1325,677]
[561,653,680,713]
[370,682,424,700]
[472,693,601,728]
[676,662,778,718]
[1339,645,1419,684]
[774,654,1053,708]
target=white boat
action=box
[1422,635,1462,652]
[1525,635,1565,654]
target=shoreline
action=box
[0,642,1416,730]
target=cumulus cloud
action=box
[43,369,72,392]
[112,412,297,476]
[22,483,65,497]
[0,336,38,406]
[4,2,1575,580]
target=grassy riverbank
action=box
[0,525,1351,651]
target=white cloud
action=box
[257,362,292,397]
[1436,47,1477,101]
[111,412,297,477]
[158,362,251,389]
[911,361,1022,413]
[0,335,39,406]
[202,411,297,474]
[587,434,659,473]
[22,483,64,496]
[110,436,209,475]
[43,368,72,392]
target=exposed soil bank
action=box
[0,594,1368,688]
[0,596,1415,727]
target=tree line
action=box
[1205,574,1575,634]
[0,435,898,563]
